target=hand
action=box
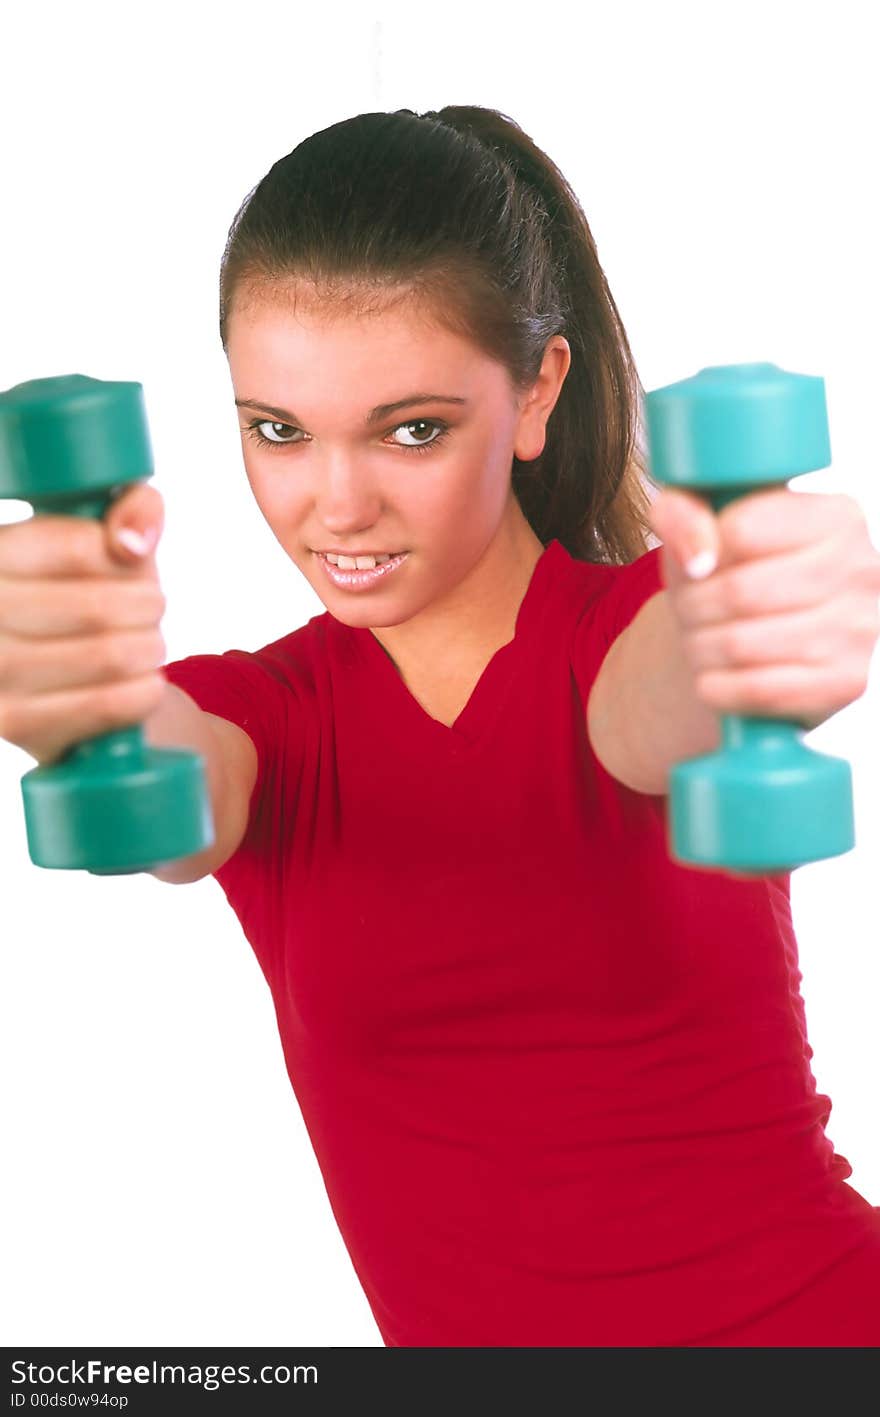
[647,485,880,732]
[0,482,167,766]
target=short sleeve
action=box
[570,546,664,705]
[158,644,312,989]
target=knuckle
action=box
[42,521,101,578]
[0,579,20,629]
[81,584,111,632]
[816,638,840,668]
[119,630,165,678]
[120,582,165,629]
[727,523,755,562]
[857,609,880,648]
[845,667,870,699]
[840,597,880,650]
[98,676,151,729]
[138,671,167,718]
[696,670,731,708]
[861,551,880,593]
[72,536,102,577]
[680,633,706,674]
[808,633,835,666]
[721,621,752,663]
[91,688,121,735]
[747,674,777,711]
[718,500,751,554]
[99,635,133,680]
[137,581,166,621]
[723,575,757,619]
[805,606,837,664]
[839,492,863,523]
[0,695,21,741]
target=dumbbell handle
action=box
[28,486,147,779]
[695,480,803,758]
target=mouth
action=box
[313,549,411,587]
[314,550,408,567]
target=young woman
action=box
[150,106,880,1345]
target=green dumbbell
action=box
[644,361,854,876]
[0,373,215,875]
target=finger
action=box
[104,482,165,566]
[672,536,852,630]
[716,488,861,560]
[0,576,165,637]
[683,593,877,673]
[0,515,125,580]
[649,488,722,590]
[0,626,166,695]
[694,661,868,719]
[0,482,164,579]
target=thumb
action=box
[648,487,720,593]
[105,481,165,565]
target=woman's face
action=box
[226,285,570,631]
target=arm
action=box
[142,682,257,883]
[586,588,721,796]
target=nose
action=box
[314,453,385,539]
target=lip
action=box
[314,549,407,557]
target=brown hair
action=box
[219,106,660,565]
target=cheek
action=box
[422,442,509,518]
[245,461,306,523]
[444,441,511,520]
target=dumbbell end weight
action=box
[21,725,215,874]
[667,715,854,875]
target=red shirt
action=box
[161,538,880,1345]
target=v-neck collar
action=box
[339,539,567,747]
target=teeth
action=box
[326,552,393,570]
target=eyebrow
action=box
[234,392,468,427]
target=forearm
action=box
[142,682,231,882]
[588,590,722,796]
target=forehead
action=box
[226,281,488,387]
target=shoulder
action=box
[238,612,334,697]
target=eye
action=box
[390,419,449,452]
[244,420,302,446]
[242,417,452,456]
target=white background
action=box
[1,0,877,1347]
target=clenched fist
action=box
[648,485,880,731]
[0,482,167,765]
